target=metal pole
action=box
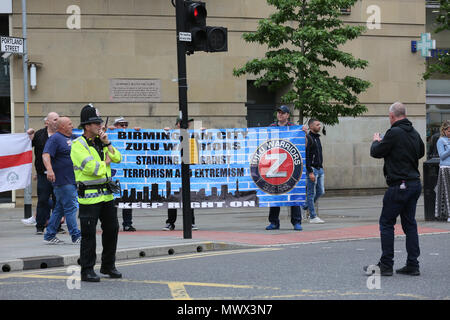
[22,0,32,218]
[175,0,192,239]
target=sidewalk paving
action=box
[1,195,449,272]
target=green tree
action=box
[423,0,450,79]
[233,0,371,126]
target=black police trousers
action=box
[79,200,119,274]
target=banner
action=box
[0,133,32,192]
[107,126,306,209]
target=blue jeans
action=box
[304,167,325,219]
[44,184,81,242]
[379,180,421,269]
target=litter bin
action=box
[423,158,440,221]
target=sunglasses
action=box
[118,122,128,128]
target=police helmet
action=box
[79,104,103,126]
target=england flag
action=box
[0,133,32,192]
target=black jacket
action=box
[370,118,425,186]
[32,127,50,175]
[305,132,323,174]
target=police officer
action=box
[71,104,122,282]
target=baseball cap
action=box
[277,105,290,114]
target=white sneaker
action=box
[309,217,325,224]
[21,216,36,226]
[43,237,65,245]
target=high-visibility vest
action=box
[70,136,122,205]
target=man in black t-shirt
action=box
[26,112,60,234]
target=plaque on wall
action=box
[110,79,161,103]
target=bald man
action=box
[366,102,425,276]
[42,117,81,244]
[26,112,60,234]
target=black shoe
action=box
[81,269,100,282]
[123,225,136,232]
[396,265,420,276]
[363,262,393,276]
[100,267,122,279]
[35,227,44,235]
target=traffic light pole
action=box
[175,0,192,239]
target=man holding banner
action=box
[265,105,304,231]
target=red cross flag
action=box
[0,133,32,192]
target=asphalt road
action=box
[1,233,449,301]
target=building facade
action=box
[0,0,435,204]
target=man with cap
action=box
[266,105,305,231]
[163,117,198,231]
[70,104,123,282]
[108,116,141,232]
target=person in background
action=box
[163,117,197,231]
[303,118,325,224]
[108,116,141,232]
[25,112,65,234]
[366,102,424,276]
[42,117,81,244]
[435,120,450,222]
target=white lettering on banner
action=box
[110,127,306,209]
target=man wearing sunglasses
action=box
[109,117,141,232]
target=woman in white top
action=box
[435,120,450,222]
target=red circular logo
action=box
[258,148,294,185]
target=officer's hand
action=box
[308,172,316,182]
[105,153,111,166]
[99,130,109,144]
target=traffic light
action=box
[184,1,207,54]
[183,1,227,54]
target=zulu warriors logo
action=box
[250,139,303,195]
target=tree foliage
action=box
[423,0,450,80]
[233,0,371,125]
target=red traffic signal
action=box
[182,1,227,54]
[185,1,206,25]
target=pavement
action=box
[1,194,449,273]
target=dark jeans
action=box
[122,209,133,227]
[269,206,302,226]
[166,208,195,225]
[36,174,55,230]
[379,180,421,269]
[79,200,119,274]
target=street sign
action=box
[1,36,24,54]
[179,32,192,42]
